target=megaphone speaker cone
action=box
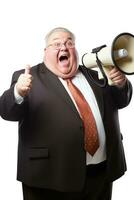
[112,32,134,75]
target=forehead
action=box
[47,31,73,43]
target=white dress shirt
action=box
[59,70,106,165]
[14,70,106,165]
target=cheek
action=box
[46,52,58,64]
[70,49,78,63]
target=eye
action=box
[66,40,74,48]
[67,41,73,46]
[54,42,61,48]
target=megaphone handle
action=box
[102,67,114,86]
[96,57,114,86]
[96,57,108,86]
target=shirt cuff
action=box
[14,84,24,104]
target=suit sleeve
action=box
[0,70,28,121]
[110,79,133,109]
[82,66,133,109]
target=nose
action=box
[60,43,67,50]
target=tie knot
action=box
[66,78,72,85]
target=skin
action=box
[16,65,33,97]
[44,31,79,79]
[109,67,127,87]
[16,30,127,97]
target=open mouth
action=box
[59,55,68,62]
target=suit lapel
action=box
[38,63,81,119]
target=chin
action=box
[59,67,71,74]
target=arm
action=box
[108,67,132,108]
[0,66,32,121]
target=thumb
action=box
[24,65,31,74]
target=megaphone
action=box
[82,32,134,87]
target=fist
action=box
[109,67,127,87]
[16,65,33,97]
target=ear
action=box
[43,49,46,62]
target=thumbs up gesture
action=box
[16,65,33,97]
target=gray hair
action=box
[45,27,75,47]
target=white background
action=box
[0,0,134,199]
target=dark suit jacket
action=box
[0,62,132,192]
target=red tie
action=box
[66,79,99,156]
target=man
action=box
[0,27,132,200]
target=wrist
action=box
[14,84,24,104]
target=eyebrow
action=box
[52,37,73,41]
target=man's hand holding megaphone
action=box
[16,65,33,97]
[108,67,127,88]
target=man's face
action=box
[44,31,78,78]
